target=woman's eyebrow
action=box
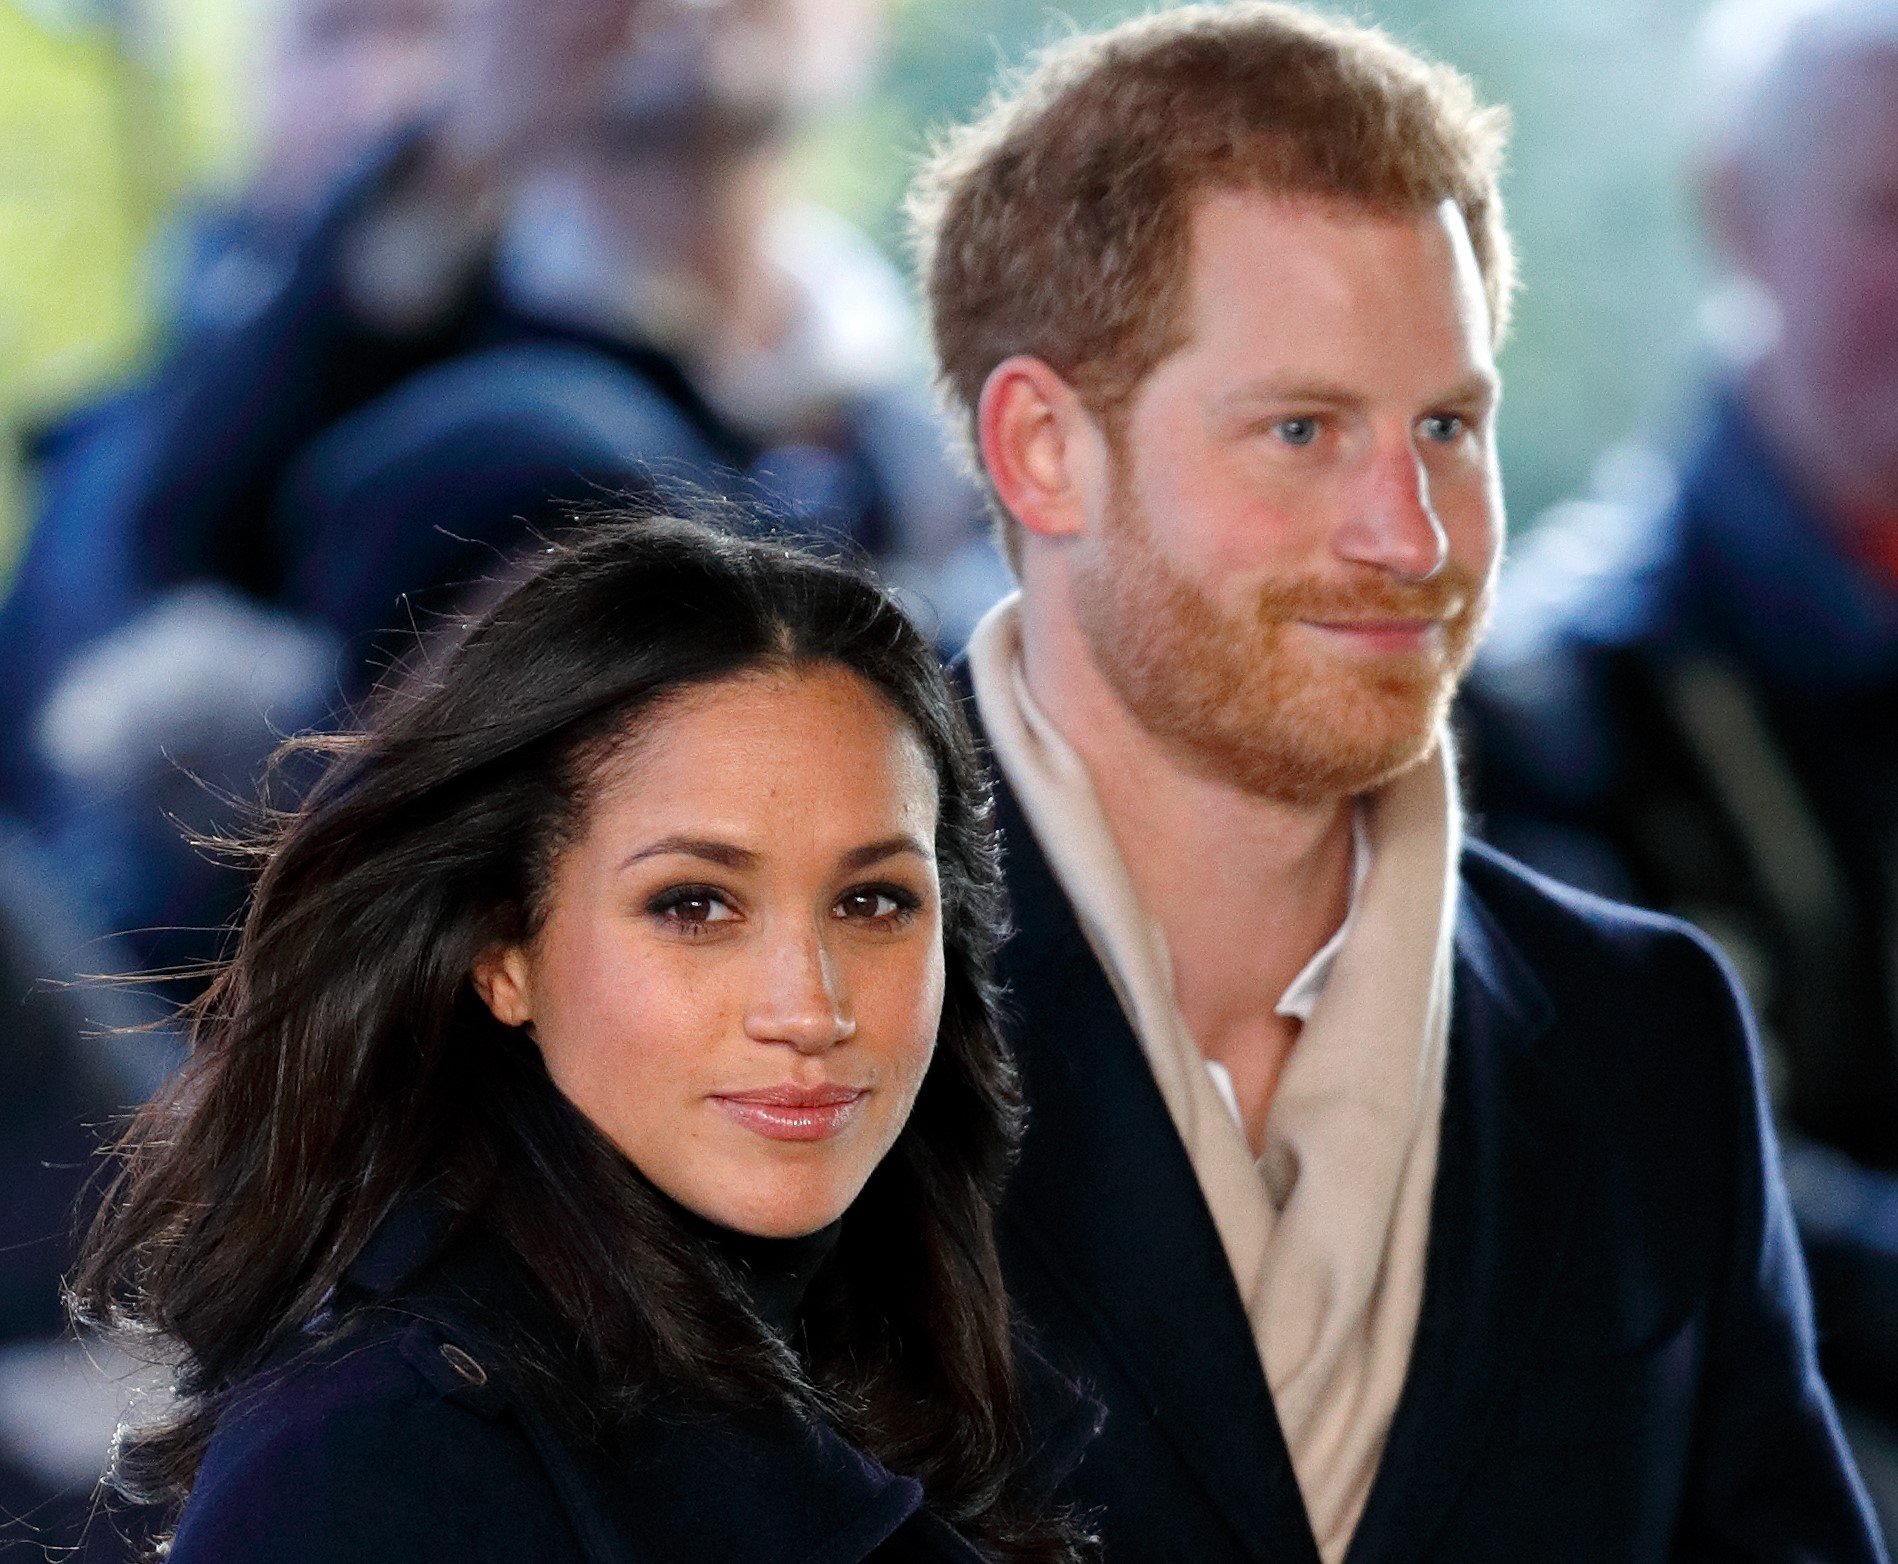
[621,836,758,871]
[837,836,934,873]
[620,834,932,874]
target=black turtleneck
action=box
[676,1208,843,1338]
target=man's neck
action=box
[1018,591,1356,1142]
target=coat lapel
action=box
[350,1205,947,1564]
[990,768,1321,1564]
[1344,862,1577,1564]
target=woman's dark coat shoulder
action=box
[167,1208,1099,1564]
[172,1310,587,1562]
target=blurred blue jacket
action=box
[1460,392,1898,1422]
[0,126,983,811]
[0,130,986,973]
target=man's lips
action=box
[711,1085,870,1142]
[1298,617,1447,653]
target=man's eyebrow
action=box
[838,836,934,874]
[620,837,759,872]
[1212,370,1500,414]
[1214,379,1366,413]
[1435,370,1501,409]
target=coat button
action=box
[439,1342,489,1387]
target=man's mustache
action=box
[1250,562,1485,627]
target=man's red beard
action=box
[1070,492,1491,806]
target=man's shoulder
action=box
[1463,834,1703,941]
[1458,838,1755,1103]
[1461,836,1741,1002]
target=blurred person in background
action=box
[1,0,989,980]
[247,0,459,222]
[14,0,460,638]
[1461,0,1898,1535]
[0,0,464,958]
[0,6,452,1554]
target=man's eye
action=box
[1421,413,1467,443]
[1273,417,1320,447]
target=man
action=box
[1460,0,1898,1530]
[906,5,1881,1561]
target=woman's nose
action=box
[743,925,857,1053]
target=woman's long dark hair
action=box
[72,516,1079,1562]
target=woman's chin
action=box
[671,1169,862,1240]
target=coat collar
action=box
[344,1204,938,1564]
[976,702,1577,1564]
[343,1191,1093,1564]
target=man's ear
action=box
[976,356,1108,544]
[472,945,535,1030]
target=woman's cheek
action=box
[541,945,725,1152]
[878,945,945,1106]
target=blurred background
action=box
[0,0,1716,567]
[6,0,1898,1558]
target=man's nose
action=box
[1336,439,1449,580]
[744,923,857,1054]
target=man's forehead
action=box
[1175,191,1494,359]
[1183,189,1481,280]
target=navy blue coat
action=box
[983,753,1885,1563]
[167,1206,1099,1563]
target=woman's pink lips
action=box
[711,1085,869,1142]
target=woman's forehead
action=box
[577,665,939,852]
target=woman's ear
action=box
[472,945,535,1030]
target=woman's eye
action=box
[1420,413,1467,443]
[834,885,920,925]
[1273,416,1320,447]
[647,886,738,929]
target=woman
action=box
[71,517,1096,1562]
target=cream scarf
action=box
[968,597,1460,1563]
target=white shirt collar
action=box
[1275,812,1373,1025]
